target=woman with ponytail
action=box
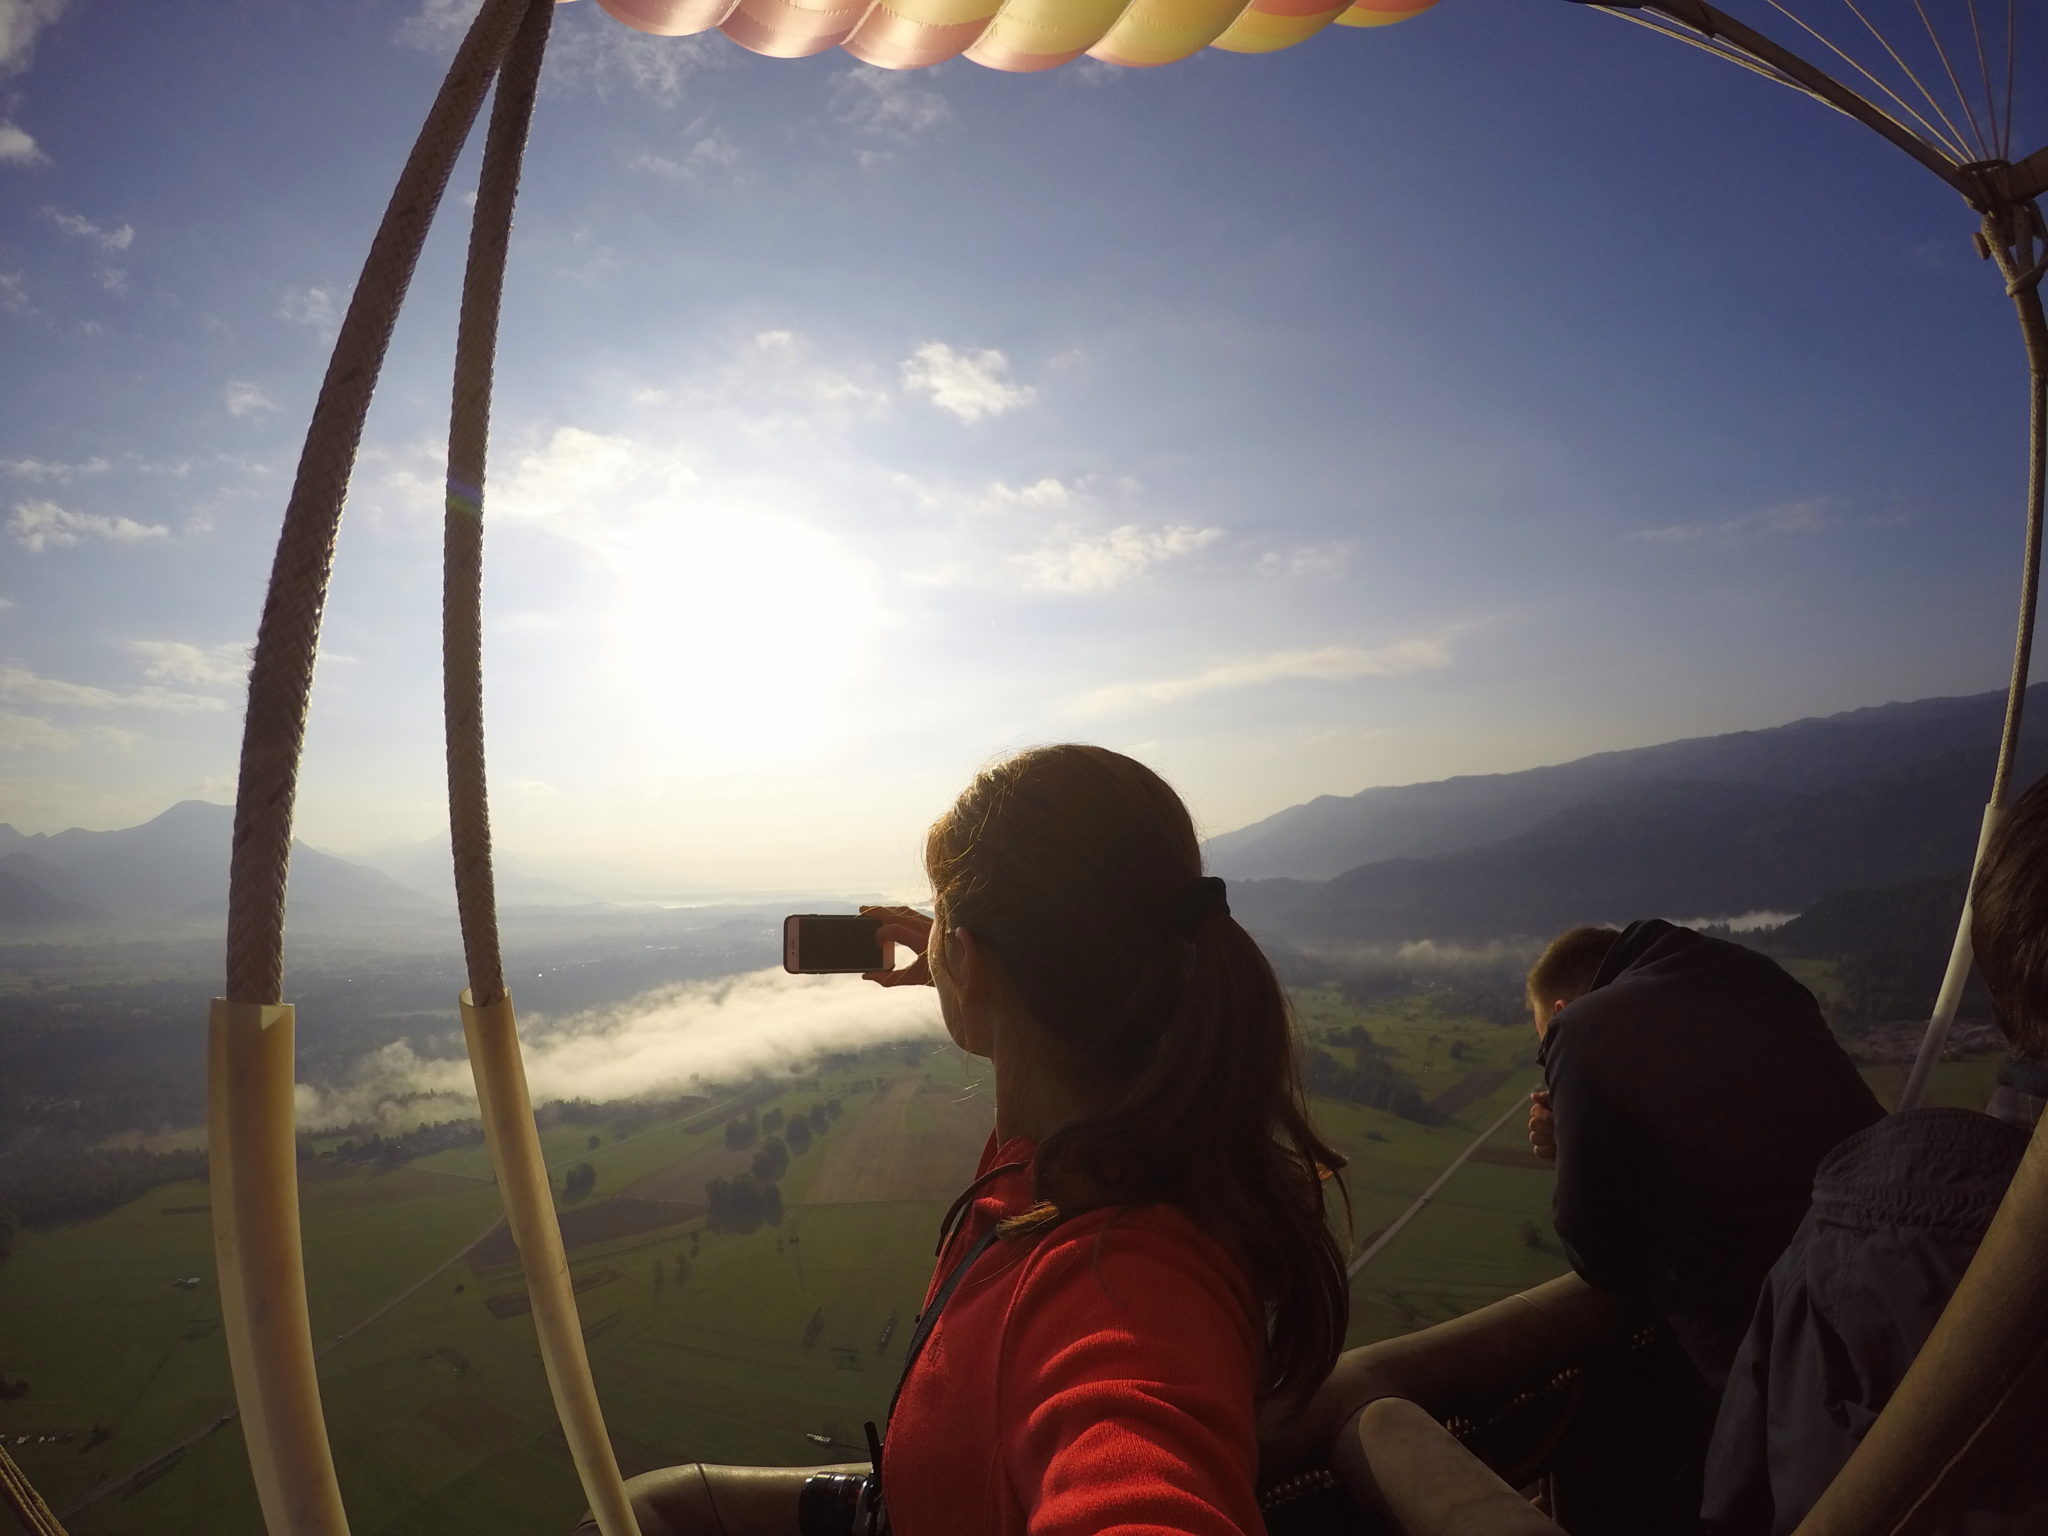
[857,743,1349,1535]
[574,743,1346,1536]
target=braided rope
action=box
[0,1442,68,1536]
[224,0,534,1004]
[446,0,553,1009]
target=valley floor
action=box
[0,1002,2004,1536]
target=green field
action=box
[0,1004,2010,1536]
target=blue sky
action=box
[0,0,2040,894]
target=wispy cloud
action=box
[42,207,133,251]
[1257,542,1353,579]
[835,66,949,151]
[1072,638,1451,713]
[901,342,1036,423]
[9,499,169,551]
[1014,523,1223,594]
[224,380,275,419]
[634,128,739,184]
[0,119,43,164]
[1629,496,1837,544]
[0,661,226,714]
[0,0,67,79]
[398,1,712,102]
[277,283,341,335]
[127,639,249,689]
[0,708,137,753]
[0,270,30,313]
[1,454,109,480]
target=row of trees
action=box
[705,1174,783,1233]
[0,1143,208,1234]
[1301,1046,1440,1124]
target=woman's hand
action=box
[860,905,934,987]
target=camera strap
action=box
[853,1203,1013,1534]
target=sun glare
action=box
[608,503,881,759]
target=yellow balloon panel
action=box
[592,0,1435,62]
[966,0,1133,70]
[1088,0,1256,67]
[1210,1,1348,54]
[1333,0,1437,25]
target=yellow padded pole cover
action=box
[460,989,638,1536]
[208,999,351,1536]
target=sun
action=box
[606,500,881,760]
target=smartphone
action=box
[783,914,887,975]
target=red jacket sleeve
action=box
[996,1214,1266,1536]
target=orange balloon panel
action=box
[588,0,1436,65]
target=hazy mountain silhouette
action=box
[0,863,105,928]
[1229,708,2047,947]
[0,800,432,929]
[1208,684,2048,881]
[356,834,587,909]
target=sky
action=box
[0,0,2042,897]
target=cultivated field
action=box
[0,1001,2007,1535]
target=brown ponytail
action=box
[927,744,1348,1404]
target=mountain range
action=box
[0,801,431,931]
[1217,684,2046,946]
[1,684,2040,944]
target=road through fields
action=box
[1347,1083,1536,1278]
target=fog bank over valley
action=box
[293,968,944,1133]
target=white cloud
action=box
[0,661,226,714]
[42,207,133,251]
[0,0,67,80]
[394,0,479,49]
[834,66,948,149]
[1073,638,1451,713]
[754,329,795,352]
[1630,496,1837,544]
[293,968,943,1130]
[398,1,712,102]
[1257,542,1353,578]
[0,119,44,164]
[127,639,249,689]
[1,455,108,480]
[0,270,28,313]
[277,284,341,333]
[9,499,169,551]
[982,477,1073,512]
[1013,523,1223,594]
[901,342,1037,423]
[224,380,276,419]
[0,708,137,752]
[634,127,738,183]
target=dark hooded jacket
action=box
[1700,1105,2042,1535]
[1538,920,1884,1389]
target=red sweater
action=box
[882,1134,1268,1536]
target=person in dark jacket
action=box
[1530,920,1886,1394]
[1700,772,2048,1536]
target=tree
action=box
[563,1162,597,1200]
[587,1135,602,1151]
[786,1117,813,1155]
[751,1137,789,1181]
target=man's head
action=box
[1527,926,1622,1039]
[1973,772,2048,1059]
